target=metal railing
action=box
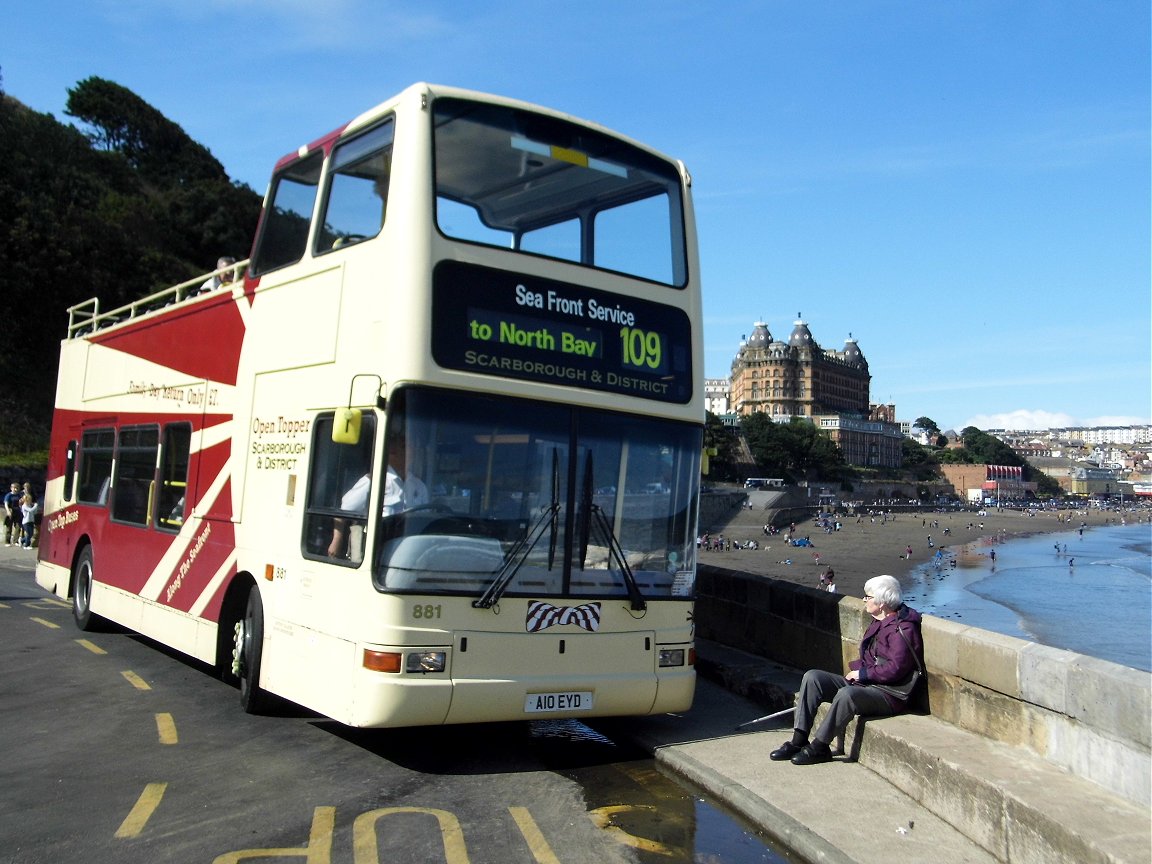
[66,259,250,339]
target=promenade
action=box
[611,638,1151,864]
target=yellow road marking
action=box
[213,806,335,864]
[588,804,676,855]
[509,807,562,864]
[115,782,167,838]
[122,670,151,691]
[76,639,107,654]
[155,713,178,745]
[23,598,70,609]
[30,617,60,629]
[353,807,468,864]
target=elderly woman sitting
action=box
[771,574,924,765]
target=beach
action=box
[700,499,1130,598]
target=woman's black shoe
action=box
[769,741,803,761]
[790,743,833,765]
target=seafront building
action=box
[728,318,870,418]
[710,319,1151,486]
[991,428,1152,499]
[715,317,904,468]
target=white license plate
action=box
[524,691,593,713]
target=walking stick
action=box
[734,705,795,731]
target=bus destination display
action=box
[432,261,692,404]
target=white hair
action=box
[864,574,903,611]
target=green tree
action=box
[740,413,847,481]
[0,80,261,439]
[901,438,941,481]
[782,417,846,480]
[703,412,738,481]
[913,416,941,440]
[741,413,792,477]
[959,427,1023,466]
[65,77,260,267]
[65,76,224,184]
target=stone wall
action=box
[695,563,1151,807]
[697,491,745,532]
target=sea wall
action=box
[695,563,1151,807]
[698,491,745,530]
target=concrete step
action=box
[843,711,1149,864]
[696,639,1150,864]
[611,677,1002,864]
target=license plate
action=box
[524,691,593,713]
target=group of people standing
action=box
[4,481,38,549]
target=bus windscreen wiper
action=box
[578,451,646,612]
[586,504,647,612]
[473,449,561,610]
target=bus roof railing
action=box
[66,259,249,340]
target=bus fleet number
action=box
[412,604,442,620]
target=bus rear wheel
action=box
[72,546,105,632]
[233,589,272,714]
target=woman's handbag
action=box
[872,625,923,701]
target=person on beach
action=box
[770,574,924,766]
[819,567,836,590]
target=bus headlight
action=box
[658,648,685,668]
[406,651,446,674]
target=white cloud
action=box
[1081,415,1152,428]
[962,409,1151,431]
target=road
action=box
[0,556,724,864]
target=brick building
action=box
[729,318,870,418]
[938,464,1037,502]
[722,317,902,468]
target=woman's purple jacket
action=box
[849,603,925,707]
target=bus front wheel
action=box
[233,589,272,714]
[72,546,104,632]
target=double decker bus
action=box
[35,83,703,727]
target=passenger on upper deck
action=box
[198,256,237,295]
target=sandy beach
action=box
[698,501,1105,599]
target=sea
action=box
[901,520,1152,672]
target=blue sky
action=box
[4,1,1149,432]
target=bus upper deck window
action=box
[432,98,688,288]
[250,151,324,276]
[316,120,395,254]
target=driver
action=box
[328,432,428,558]
[381,434,428,516]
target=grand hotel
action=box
[706,317,904,468]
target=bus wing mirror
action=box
[335,374,385,444]
[333,408,362,444]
